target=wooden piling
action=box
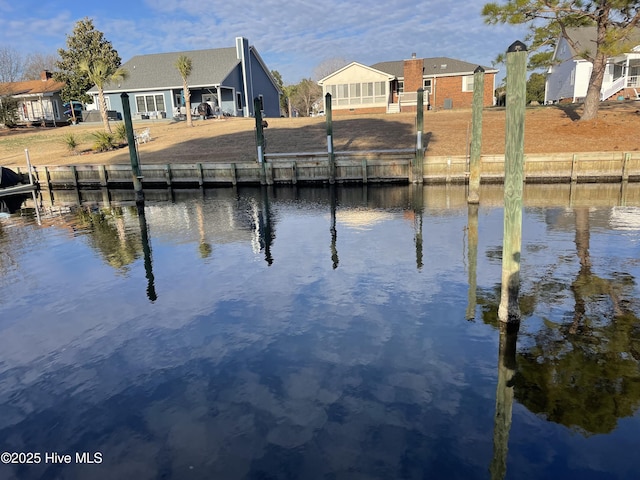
[468,66,485,204]
[326,93,336,184]
[414,88,425,184]
[254,98,265,164]
[120,93,144,204]
[498,41,527,324]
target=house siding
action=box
[428,73,495,109]
[248,50,281,118]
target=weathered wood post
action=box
[414,88,425,184]
[468,66,485,204]
[498,41,527,324]
[121,93,144,204]
[465,203,479,320]
[325,93,336,184]
[489,322,519,480]
[254,98,266,184]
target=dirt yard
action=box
[1,101,639,168]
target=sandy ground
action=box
[1,101,639,168]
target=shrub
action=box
[91,131,116,152]
[114,122,127,144]
[0,95,19,128]
[63,133,78,153]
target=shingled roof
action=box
[93,47,241,93]
[371,57,496,78]
[561,26,640,58]
[0,77,65,96]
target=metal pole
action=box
[325,93,335,184]
[121,93,144,204]
[468,66,485,204]
[498,41,527,323]
[24,148,34,185]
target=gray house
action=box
[88,37,281,120]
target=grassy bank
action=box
[1,102,639,168]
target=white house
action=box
[545,26,640,104]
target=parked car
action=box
[63,102,83,121]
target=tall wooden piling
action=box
[468,66,485,204]
[414,88,425,184]
[254,98,265,164]
[326,93,336,184]
[498,41,527,323]
[254,98,266,185]
[121,93,144,204]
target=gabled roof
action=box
[0,78,65,97]
[561,26,640,58]
[317,61,395,85]
[94,47,242,93]
[371,57,496,78]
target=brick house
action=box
[318,55,497,115]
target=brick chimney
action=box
[40,70,52,81]
[403,55,424,93]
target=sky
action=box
[0,0,528,84]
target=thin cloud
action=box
[0,0,527,84]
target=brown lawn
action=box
[1,101,639,168]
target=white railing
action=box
[601,75,626,100]
[626,76,639,87]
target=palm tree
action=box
[80,59,128,133]
[175,55,193,127]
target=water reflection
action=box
[137,203,157,302]
[0,184,639,479]
[490,322,519,480]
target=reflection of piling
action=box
[498,41,527,323]
[136,203,157,302]
[465,203,479,319]
[490,321,519,480]
[411,184,424,269]
[121,93,144,204]
[468,66,485,204]
[260,186,274,265]
[330,185,339,269]
[326,93,336,184]
[413,89,425,184]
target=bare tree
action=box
[0,46,23,82]
[292,78,322,116]
[22,53,59,80]
[313,57,349,81]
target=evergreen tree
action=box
[54,18,123,131]
[482,1,640,120]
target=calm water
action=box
[1,184,639,480]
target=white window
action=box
[398,80,404,93]
[462,75,474,92]
[135,94,165,113]
[423,79,432,94]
